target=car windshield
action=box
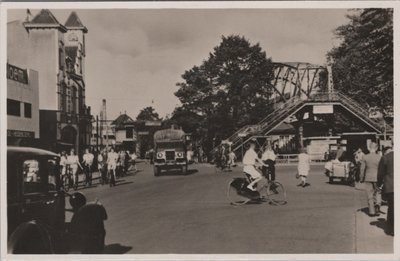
[157,142,185,150]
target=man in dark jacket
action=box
[377,145,394,236]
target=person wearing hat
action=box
[360,142,382,217]
[242,140,268,191]
[378,143,394,236]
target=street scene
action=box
[4,5,394,256]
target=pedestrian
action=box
[107,147,119,187]
[228,149,237,168]
[82,148,94,186]
[118,149,126,177]
[67,148,82,187]
[59,150,67,177]
[97,149,105,184]
[377,144,394,236]
[297,147,310,187]
[130,151,138,172]
[354,148,365,182]
[261,144,276,181]
[360,142,382,217]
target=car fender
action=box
[8,220,53,254]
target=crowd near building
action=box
[7,9,92,152]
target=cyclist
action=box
[243,140,267,191]
[59,150,67,177]
[261,144,276,181]
[82,148,94,186]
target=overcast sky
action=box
[8,8,349,121]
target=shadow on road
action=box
[102,243,132,254]
[114,180,134,187]
[370,218,387,232]
[159,169,199,176]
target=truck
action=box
[153,129,188,176]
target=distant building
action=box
[111,113,137,152]
[7,63,40,146]
[7,9,91,152]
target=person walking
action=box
[67,148,82,188]
[59,150,68,177]
[130,151,138,172]
[377,144,394,236]
[297,147,310,187]
[82,148,94,186]
[354,148,365,182]
[261,144,276,181]
[360,142,382,217]
[107,147,119,187]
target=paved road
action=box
[76,162,393,254]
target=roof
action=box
[65,11,88,33]
[8,146,59,158]
[111,114,135,128]
[25,9,67,32]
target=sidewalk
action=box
[354,188,394,253]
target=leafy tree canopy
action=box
[327,8,393,109]
[136,106,160,121]
[174,35,275,151]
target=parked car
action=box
[7,146,107,254]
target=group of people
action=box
[59,147,138,188]
[358,142,394,236]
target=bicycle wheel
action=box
[227,179,250,206]
[266,181,287,205]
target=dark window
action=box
[24,103,32,118]
[126,128,133,139]
[7,99,20,116]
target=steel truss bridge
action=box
[212,62,391,155]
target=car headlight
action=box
[157,152,163,158]
[176,152,183,158]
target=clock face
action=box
[68,33,79,42]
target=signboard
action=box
[138,131,149,135]
[145,121,162,126]
[7,129,34,138]
[313,105,333,114]
[7,64,28,84]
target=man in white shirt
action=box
[243,141,266,191]
[107,147,119,187]
[262,145,276,181]
[82,148,94,186]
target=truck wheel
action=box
[8,221,53,254]
[182,165,188,175]
[329,177,334,184]
[154,166,160,176]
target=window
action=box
[7,99,20,116]
[126,128,133,139]
[24,103,32,118]
[23,159,42,194]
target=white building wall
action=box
[7,69,40,138]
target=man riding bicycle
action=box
[243,140,268,191]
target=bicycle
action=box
[227,166,287,206]
[62,165,74,192]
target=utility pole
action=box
[96,115,99,151]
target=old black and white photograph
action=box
[1,1,397,258]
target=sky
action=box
[7,8,349,121]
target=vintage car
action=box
[153,129,188,176]
[7,146,107,254]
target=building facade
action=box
[7,63,40,146]
[7,10,92,152]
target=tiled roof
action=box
[65,11,88,33]
[112,114,135,128]
[31,9,61,24]
[25,9,67,32]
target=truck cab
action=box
[153,129,188,176]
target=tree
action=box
[136,106,160,121]
[327,9,393,109]
[175,35,275,152]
